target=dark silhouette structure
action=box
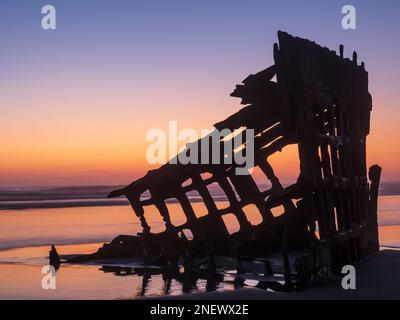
[67,32,381,289]
[49,244,60,269]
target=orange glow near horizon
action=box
[0,91,398,188]
[0,62,398,188]
[0,1,399,189]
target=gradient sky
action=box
[0,0,399,187]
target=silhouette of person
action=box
[49,245,60,270]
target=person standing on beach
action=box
[49,245,60,270]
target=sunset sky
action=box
[0,0,399,187]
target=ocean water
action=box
[0,194,399,299]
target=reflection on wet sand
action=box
[100,265,228,296]
[98,263,289,297]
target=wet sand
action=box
[1,243,399,299]
[163,249,400,300]
[1,196,400,299]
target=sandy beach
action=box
[0,195,399,299]
[1,192,400,300]
[159,249,400,300]
[1,244,398,299]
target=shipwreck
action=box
[64,31,381,291]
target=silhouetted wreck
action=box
[66,31,381,290]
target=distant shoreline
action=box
[0,196,228,210]
[1,182,400,210]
